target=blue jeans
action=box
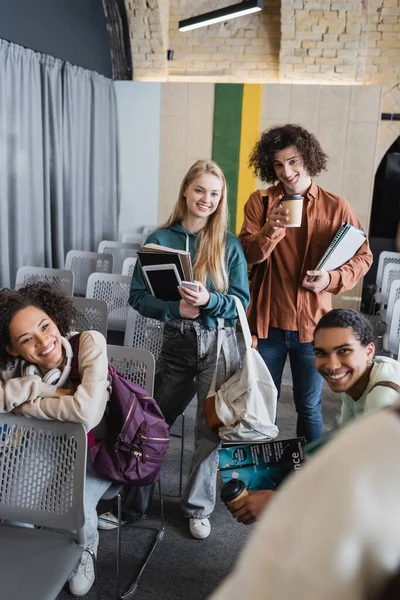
[155,319,241,519]
[258,327,323,443]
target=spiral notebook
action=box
[311,222,366,280]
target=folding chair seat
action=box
[70,297,108,337]
[140,225,157,240]
[370,251,400,314]
[65,250,113,296]
[0,415,99,600]
[15,266,74,296]
[388,299,400,358]
[98,241,141,274]
[382,280,400,352]
[122,257,137,277]
[378,262,400,327]
[121,232,143,244]
[86,273,131,332]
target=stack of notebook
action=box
[138,243,193,301]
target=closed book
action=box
[141,243,193,281]
[138,251,185,281]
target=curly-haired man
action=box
[240,124,372,444]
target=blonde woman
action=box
[129,160,250,539]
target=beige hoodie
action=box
[0,330,109,432]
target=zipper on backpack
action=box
[137,433,169,442]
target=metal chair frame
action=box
[65,250,113,296]
[0,415,100,600]
[70,297,109,337]
[15,266,74,296]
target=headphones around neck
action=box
[21,336,73,388]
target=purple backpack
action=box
[69,334,169,486]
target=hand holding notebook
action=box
[307,222,366,283]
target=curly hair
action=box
[0,283,76,369]
[249,124,328,184]
[314,309,374,347]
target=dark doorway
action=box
[362,136,400,310]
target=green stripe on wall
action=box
[212,84,243,233]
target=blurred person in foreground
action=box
[211,406,400,600]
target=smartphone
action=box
[181,281,199,292]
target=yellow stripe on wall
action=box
[235,84,263,234]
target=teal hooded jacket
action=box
[129,221,250,328]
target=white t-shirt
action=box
[339,356,400,425]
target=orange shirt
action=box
[239,182,373,343]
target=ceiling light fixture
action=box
[178,0,264,33]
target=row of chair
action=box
[15,243,139,298]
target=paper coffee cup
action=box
[226,488,249,511]
[281,194,303,227]
[221,480,249,511]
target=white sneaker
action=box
[189,518,211,540]
[69,531,99,597]
[97,511,126,530]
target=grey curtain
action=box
[0,39,119,289]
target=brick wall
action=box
[126,0,400,89]
[280,0,368,82]
[125,0,169,80]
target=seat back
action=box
[65,250,113,296]
[122,257,137,277]
[98,241,140,274]
[121,232,143,244]
[15,266,74,296]
[0,414,86,536]
[107,345,155,395]
[70,297,108,337]
[124,307,164,361]
[141,225,157,240]
[381,261,400,306]
[386,280,400,331]
[389,299,400,356]
[376,251,400,292]
[86,273,131,331]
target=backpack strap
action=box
[67,332,96,447]
[68,333,82,390]
[370,381,400,393]
[249,195,268,281]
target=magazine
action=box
[218,437,305,491]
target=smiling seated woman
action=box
[313,308,400,425]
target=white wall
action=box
[114,81,161,237]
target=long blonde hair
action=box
[161,160,229,293]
